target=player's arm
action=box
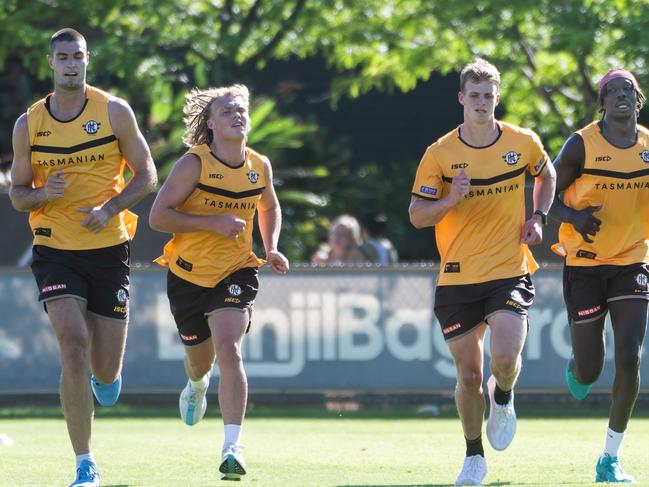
[148,154,245,238]
[257,157,289,274]
[521,159,556,244]
[409,170,470,228]
[9,114,65,211]
[549,134,601,243]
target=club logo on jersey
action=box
[451,162,469,169]
[419,186,437,196]
[228,284,242,296]
[116,289,127,304]
[595,155,612,162]
[209,173,224,180]
[502,151,521,165]
[36,130,52,137]
[82,120,101,135]
[639,150,649,163]
[247,170,259,183]
[635,273,648,288]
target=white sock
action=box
[224,424,242,446]
[604,427,625,458]
[76,453,95,468]
[190,375,208,390]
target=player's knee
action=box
[59,335,90,368]
[615,350,641,375]
[216,342,243,368]
[457,368,483,391]
[490,350,519,375]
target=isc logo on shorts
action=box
[224,297,241,304]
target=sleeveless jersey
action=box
[155,145,266,287]
[411,122,548,286]
[556,121,649,266]
[27,85,137,250]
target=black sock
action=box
[465,434,484,457]
[494,383,512,405]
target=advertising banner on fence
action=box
[0,268,644,393]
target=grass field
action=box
[1,406,649,487]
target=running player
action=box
[551,68,648,483]
[9,28,157,487]
[409,58,556,486]
[149,84,289,481]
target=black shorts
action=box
[30,242,130,321]
[434,274,535,341]
[563,263,649,324]
[167,267,259,346]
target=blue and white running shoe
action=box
[69,459,100,487]
[90,374,122,407]
[596,453,634,483]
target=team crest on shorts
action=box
[510,290,523,303]
[635,273,648,288]
[247,170,259,183]
[228,284,242,296]
[502,151,521,165]
[82,120,101,135]
[639,150,649,163]
[116,289,127,304]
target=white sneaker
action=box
[220,443,247,480]
[179,376,209,426]
[486,374,516,451]
[455,454,487,486]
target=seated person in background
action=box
[359,211,398,266]
[311,214,370,265]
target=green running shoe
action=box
[596,453,635,483]
[565,356,592,400]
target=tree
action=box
[2,0,649,260]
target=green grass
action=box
[1,407,649,486]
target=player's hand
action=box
[215,215,246,239]
[266,249,289,274]
[521,216,543,245]
[44,170,65,201]
[569,205,602,243]
[447,169,470,205]
[77,204,113,233]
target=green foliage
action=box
[3,0,649,260]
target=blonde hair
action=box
[330,214,363,246]
[182,84,250,147]
[460,58,501,92]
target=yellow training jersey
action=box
[556,121,649,266]
[27,85,137,250]
[155,144,266,287]
[411,122,548,286]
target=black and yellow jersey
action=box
[556,121,649,266]
[155,144,266,287]
[412,122,548,286]
[27,85,137,250]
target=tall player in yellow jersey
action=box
[149,84,289,481]
[551,69,648,483]
[410,59,556,486]
[9,28,157,487]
